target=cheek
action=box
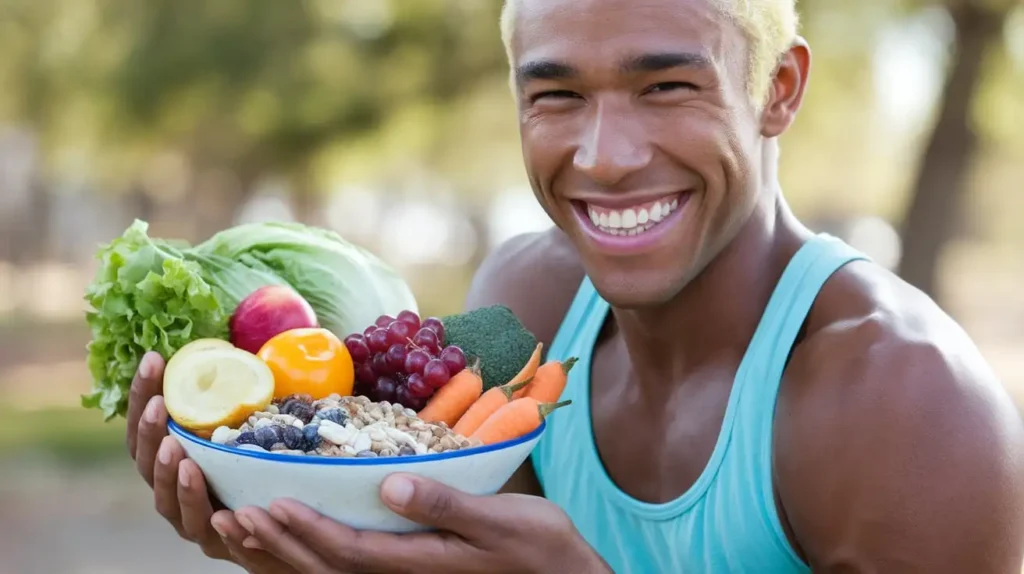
[658,111,746,199]
[521,121,564,182]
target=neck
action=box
[611,147,812,390]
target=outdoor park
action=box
[0,0,1022,572]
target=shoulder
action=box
[775,260,1024,571]
[464,227,586,351]
[469,228,585,497]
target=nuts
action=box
[210,394,476,458]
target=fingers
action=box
[212,510,251,546]
[177,459,228,558]
[380,473,496,536]
[235,506,336,574]
[127,352,165,460]
[264,499,453,572]
[153,435,185,534]
[212,511,259,566]
[213,511,294,574]
[135,396,168,488]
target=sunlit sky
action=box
[872,7,954,134]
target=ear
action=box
[761,38,811,138]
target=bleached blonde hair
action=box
[499,0,800,106]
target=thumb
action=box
[380,473,491,535]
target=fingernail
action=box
[178,465,190,489]
[158,443,171,465]
[382,476,415,507]
[210,517,227,538]
[242,536,262,550]
[139,355,154,379]
[237,513,255,534]
[269,502,290,526]
[144,398,161,424]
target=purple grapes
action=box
[348,311,455,407]
[420,317,445,344]
[423,359,451,389]
[344,334,371,363]
[439,345,466,375]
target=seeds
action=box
[210,394,475,458]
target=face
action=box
[511,0,808,308]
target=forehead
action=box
[512,0,741,69]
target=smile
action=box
[570,192,691,254]
[584,195,682,236]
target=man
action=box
[125,0,1024,572]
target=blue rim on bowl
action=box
[168,419,547,466]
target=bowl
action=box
[169,419,545,533]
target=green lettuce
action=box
[83,219,418,420]
[194,222,418,338]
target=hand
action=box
[127,351,297,573]
[233,473,611,574]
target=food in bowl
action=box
[169,416,548,532]
[161,303,576,458]
[208,393,483,458]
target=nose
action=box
[573,100,653,186]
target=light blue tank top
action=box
[532,234,868,574]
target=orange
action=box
[257,328,354,400]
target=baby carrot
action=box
[418,362,484,427]
[469,397,572,445]
[508,342,544,398]
[452,378,531,437]
[522,357,577,403]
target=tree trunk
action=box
[897,2,1006,301]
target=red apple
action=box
[229,285,318,355]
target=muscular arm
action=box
[461,229,585,496]
[777,317,1024,573]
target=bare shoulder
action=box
[464,227,585,350]
[468,228,585,497]
[776,261,1024,572]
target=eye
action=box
[528,90,582,104]
[643,82,699,95]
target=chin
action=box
[586,266,689,310]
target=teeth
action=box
[650,202,663,222]
[587,196,679,237]
[621,209,637,229]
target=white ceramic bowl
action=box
[169,419,545,533]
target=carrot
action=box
[522,357,577,403]
[469,397,572,445]
[452,378,531,436]
[417,361,484,427]
[508,342,544,398]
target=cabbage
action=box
[83,220,418,420]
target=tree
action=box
[897,0,1014,300]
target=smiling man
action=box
[124,0,1024,572]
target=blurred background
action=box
[0,0,1021,572]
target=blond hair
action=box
[499,0,799,106]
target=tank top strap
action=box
[548,275,608,361]
[730,233,869,518]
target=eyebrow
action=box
[515,60,577,84]
[515,51,713,85]
[620,51,713,74]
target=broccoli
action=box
[442,305,539,390]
